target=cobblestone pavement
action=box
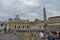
[0,34,21,40]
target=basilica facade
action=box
[0,15,30,30]
[7,15,30,30]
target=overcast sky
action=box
[0,0,60,21]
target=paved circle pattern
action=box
[0,34,21,40]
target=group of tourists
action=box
[39,31,60,40]
[3,27,60,40]
[4,27,14,34]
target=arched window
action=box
[27,26,29,28]
[23,26,24,28]
[15,26,16,28]
[19,26,20,28]
[9,24,11,26]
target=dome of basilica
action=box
[14,14,20,20]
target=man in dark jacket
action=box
[47,31,55,40]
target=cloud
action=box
[42,0,60,19]
[0,0,60,21]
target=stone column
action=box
[43,7,47,31]
[43,7,47,24]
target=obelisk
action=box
[43,7,47,24]
[43,7,47,31]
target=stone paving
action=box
[0,34,21,40]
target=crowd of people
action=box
[3,27,60,40]
[39,31,60,40]
[4,27,14,34]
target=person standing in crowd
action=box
[4,27,7,34]
[47,31,55,40]
[57,32,60,40]
[53,31,58,40]
[45,32,51,40]
[39,30,45,40]
[8,28,11,34]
